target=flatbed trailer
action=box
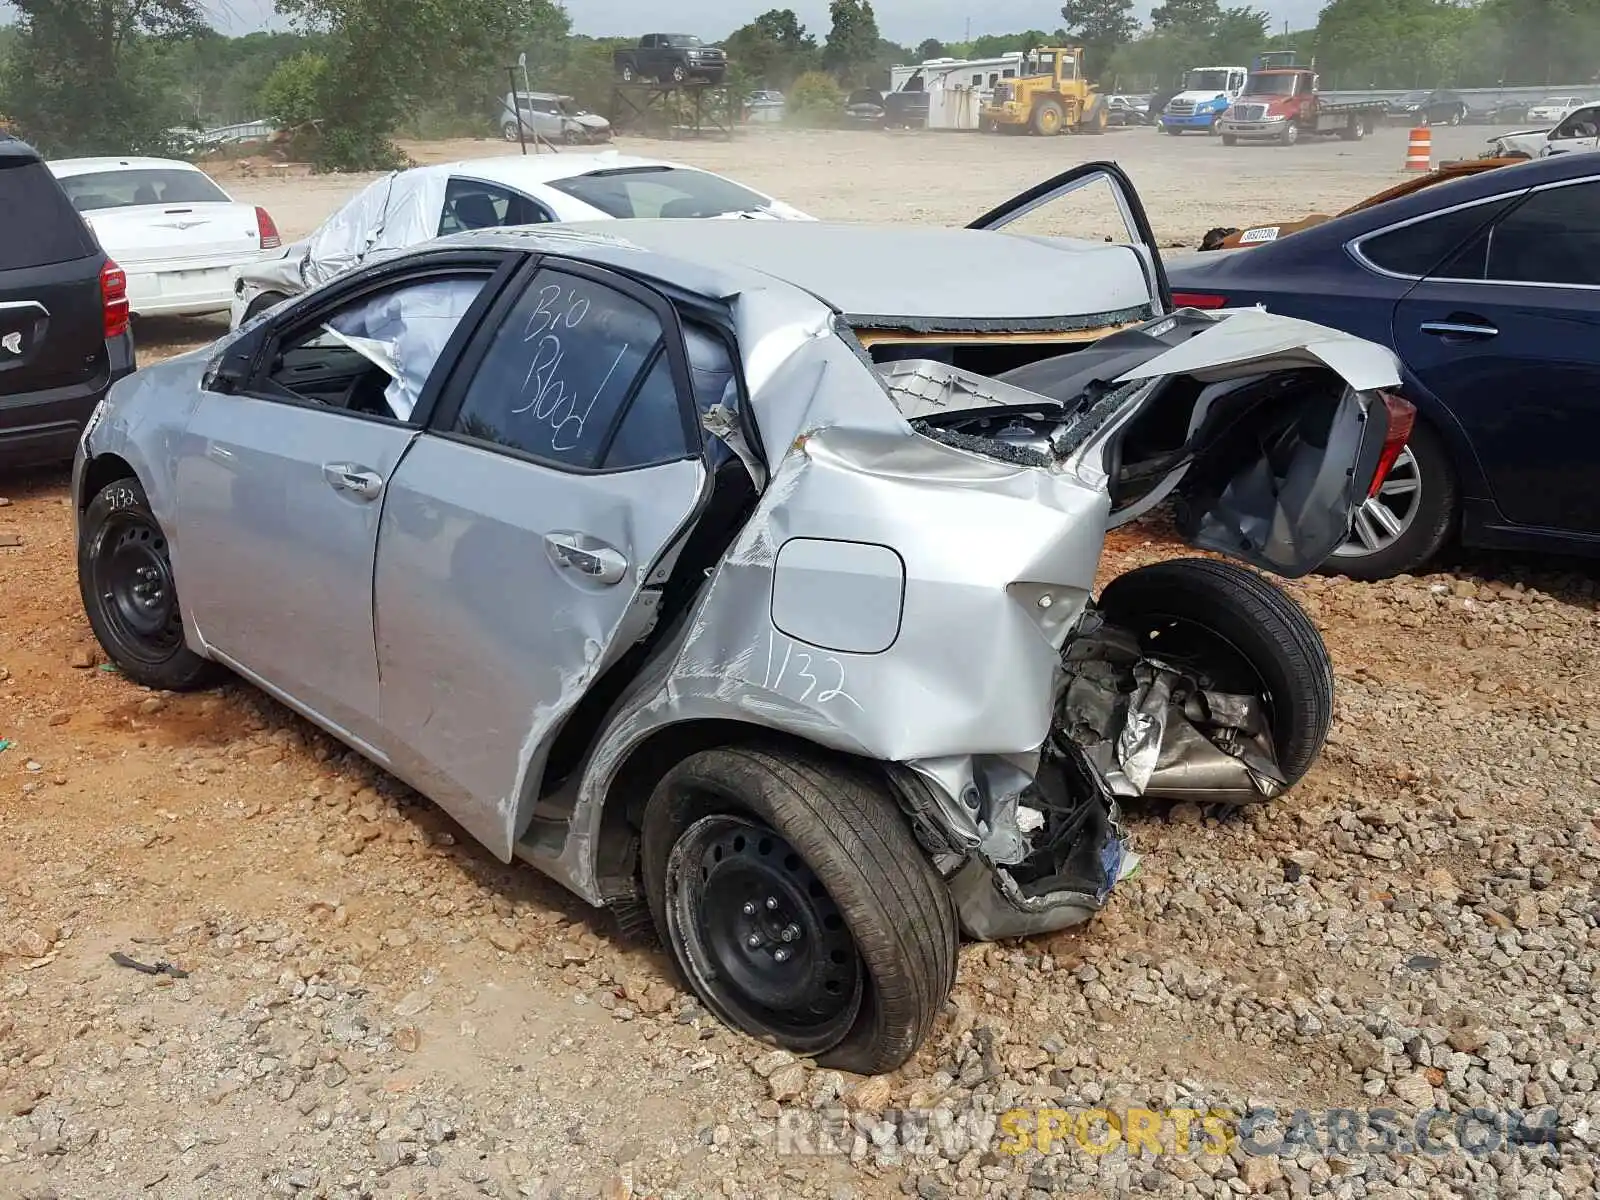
[1218,69,1387,145]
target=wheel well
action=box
[591,719,891,901]
[80,453,137,510]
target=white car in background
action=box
[1527,95,1586,123]
[230,152,813,329]
[1487,103,1600,159]
[49,157,280,319]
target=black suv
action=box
[0,135,135,469]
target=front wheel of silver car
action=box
[78,478,223,693]
[641,747,957,1075]
[1319,420,1458,582]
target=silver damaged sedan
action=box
[74,165,1414,1074]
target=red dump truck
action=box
[1216,66,1387,145]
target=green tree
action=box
[258,49,330,128]
[915,37,945,60]
[1312,0,1477,89]
[1059,0,1140,74]
[786,68,844,122]
[1151,0,1221,32]
[822,0,881,83]
[274,0,571,170]
[2,0,208,154]
[724,9,820,88]
[1476,0,1600,85]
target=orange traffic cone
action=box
[1404,126,1432,172]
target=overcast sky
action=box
[205,0,1325,45]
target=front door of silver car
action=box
[368,260,710,856]
[173,260,502,752]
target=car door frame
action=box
[383,249,721,858]
[965,161,1174,312]
[185,246,524,749]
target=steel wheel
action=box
[93,510,184,661]
[1331,445,1421,560]
[664,813,864,1054]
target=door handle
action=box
[544,533,629,586]
[322,462,385,500]
[1420,319,1498,340]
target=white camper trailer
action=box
[889,53,1026,130]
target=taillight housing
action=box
[1369,390,1417,498]
[1171,291,1228,309]
[101,259,130,339]
[256,206,281,250]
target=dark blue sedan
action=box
[1167,153,1600,579]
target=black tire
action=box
[641,747,957,1075]
[1165,124,1183,136]
[1341,117,1364,141]
[1280,122,1300,146]
[670,64,688,84]
[1221,134,1238,146]
[620,64,635,83]
[78,477,223,693]
[243,291,289,324]
[1031,99,1064,136]
[1096,559,1332,789]
[1317,419,1458,582]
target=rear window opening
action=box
[0,158,97,270]
[863,335,1101,378]
[57,167,230,213]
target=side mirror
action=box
[201,327,265,395]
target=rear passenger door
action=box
[372,258,710,857]
[1392,175,1600,534]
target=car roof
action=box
[1260,152,1598,248]
[49,156,204,177]
[0,135,41,163]
[437,219,1154,328]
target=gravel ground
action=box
[3,124,1599,1200]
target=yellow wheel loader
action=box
[981,47,1109,136]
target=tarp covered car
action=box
[229,153,813,330]
[75,164,1410,1075]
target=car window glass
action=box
[603,353,688,469]
[438,179,551,234]
[0,159,97,269]
[1487,181,1600,286]
[57,167,229,212]
[1358,201,1511,277]
[603,320,737,469]
[264,273,488,421]
[452,270,668,469]
[546,167,769,218]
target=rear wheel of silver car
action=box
[78,478,222,693]
[1320,420,1458,581]
[501,120,520,142]
[1096,559,1333,789]
[641,747,957,1075]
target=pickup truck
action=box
[613,34,728,85]
[1216,68,1386,145]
